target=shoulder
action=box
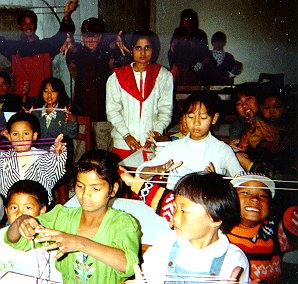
[106,207,139,228]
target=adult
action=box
[168,8,209,86]
[106,30,173,160]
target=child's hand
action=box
[64,0,78,20]
[204,162,215,172]
[119,166,137,187]
[60,33,72,56]
[116,31,130,56]
[16,215,43,240]
[21,80,30,103]
[34,228,78,260]
[22,105,34,114]
[54,134,65,155]
[244,109,256,133]
[64,106,75,123]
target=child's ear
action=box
[212,113,219,125]
[32,132,38,140]
[2,129,9,139]
[210,218,222,229]
[40,205,47,215]
[110,182,119,198]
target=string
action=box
[31,108,68,112]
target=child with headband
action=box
[228,172,298,282]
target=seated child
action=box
[5,150,140,284]
[0,112,67,203]
[0,180,63,281]
[0,71,26,112]
[130,172,249,283]
[33,76,78,145]
[228,172,298,282]
[229,82,260,170]
[137,92,243,189]
[235,87,294,175]
[197,31,242,85]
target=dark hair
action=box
[0,71,11,85]
[81,17,106,35]
[230,82,260,106]
[182,91,222,117]
[17,9,38,26]
[7,112,40,134]
[130,30,161,63]
[174,172,240,234]
[211,31,227,43]
[258,84,286,106]
[73,150,122,190]
[180,9,199,29]
[37,77,70,108]
[4,180,48,209]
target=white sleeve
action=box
[220,144,244,176]
[153,69,173,134]
[106,73,130,137]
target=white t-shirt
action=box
[142,231,249,284]
[137,132,244,189]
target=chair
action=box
[258,73,284,88]
[75,115,92,152]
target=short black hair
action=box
[81,17,106,35]
[182,91,222,117]
[130,30,161,63]
[211,31,227,43]
[73,150,122,190]
[0,71,11,85]
[231,82,261,106]
[258,84,286,106]
[7,112,40,134]
[174,172,240,234]
[5,180,48,209]
[17,9,38,26]
[37,77,70,108]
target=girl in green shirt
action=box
[5,150,140,284]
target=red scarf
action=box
[114,64,161,117]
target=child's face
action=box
[5,192,46,224]
[75,170,118,215]
[235,93,259,118]
[172,194,221,248]
[82,34,101,51]
[237,181,271,228]
[132,38,153,65]
[8,121,38,152]
[212,40,226,51]
[19,16,37,37]
[184,102,219,140]
[0,77,11,95]
[260,97,284,122]
[43,83,59,107]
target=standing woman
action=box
[168,8,209,86]
[106,30,173,160]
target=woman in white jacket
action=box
[106,30,173,159]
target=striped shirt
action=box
[0,146,67,203]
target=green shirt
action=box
[5,205,140,284]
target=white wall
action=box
[154,0,298,85]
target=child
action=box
[137,92,243,189]
[134,172,249,283]
[200,31,242,85]
[0,71,26,112]
[0,1,77,106]
[67,17,114,157]
[236,88,294,175]
[106,30,173,159]
[229,83,260,170]
[0,180,62,281]
[228,172,298,282]
[5,150,140,283]
[33,76,78,145]
[0,112,66,203]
